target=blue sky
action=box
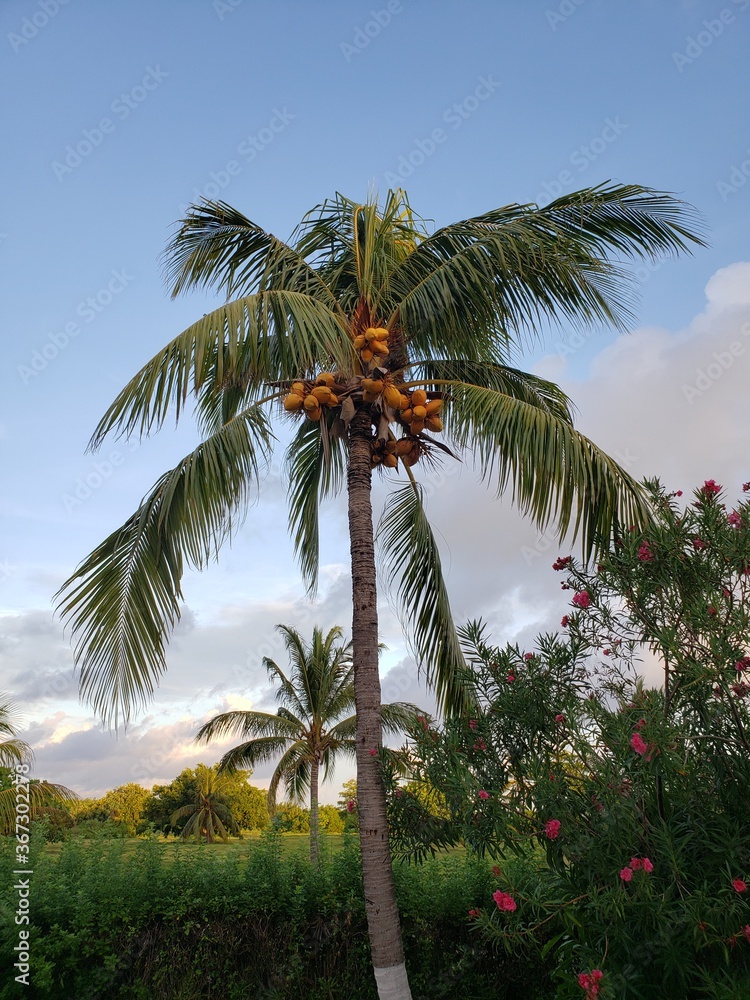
[1,0,749,800]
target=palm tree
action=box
[169,762,238,843]
[0,695,78,834]
[55,185,703,999]
[196,623,421,863]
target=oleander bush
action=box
[388,480,750,999]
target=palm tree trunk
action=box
[347,410,413,1000]
[309,758,320,864]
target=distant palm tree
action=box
[169,763,238,843]
[0,695,78,834]
[196,624,421,862]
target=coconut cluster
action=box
[282,373,344,422]
[280,323,446,471]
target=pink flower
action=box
[635,717,646,730]
[572,590,591,609]
[492,865,502,876]
[735,657,750,673]
[346,800,355,813]
[729,510,742,527]
[544,819,561,840]
[506,672,516,683]
[675,490,683,496]
[478,789,490,800]
[692,537,706,550]
[642,857,654,873]
[469,719,478,730]
[468,908,481,918]
[473,738,487,751]
[743,482,750,492]
[555,713,565,723]
[620,867,633,882]
[561,615,570,627]
[524,652,534,661]
[552,555,572,570]
[702,479,721,495]
[630,733,648,756]
[492,890,517,912]
[578,970,603,998]
[638,541,655,562]
[630,857,643,870]
[732,878,747,893]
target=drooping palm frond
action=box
[89,293,350,448]
[195,709,302,746]
[389,184,706,360]
[55,408,272,729]
[412,360,575,421]
[0,781,79,836]
[441,381,652,556]
[379,481,470,716]
[285,414,348,593]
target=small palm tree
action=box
[169,763,238,843]
[197,624,421,862]
[0,695,78,834]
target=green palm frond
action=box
[216,735,298,774]
[413,360,574,421]
[0,781,79,836]
[268,740,311,806]
[286,414,348,593]
[195,709,302,745]
[89,292,350,448]
[379,482,470,716]
[55,408,272,729]
[390,184,705,359]
[442,381,651,554]
[164,199,349,313]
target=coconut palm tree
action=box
[0,695,78,834]
[197,623,421,862]
[169,762,238,843]
[55,185,703,999]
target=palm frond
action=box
[55,408,272,729]
[379,481,471,716]
[443,381,653,555]
[390,184,705,359]
[89,292,350,448]
[217,735,297,774]
[285,414,347,593]
[195,709,301,745]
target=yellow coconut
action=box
[283,393,305,412]
[304,395,320,411]
[426,399,443,415]
[385,440,398,455]
[291,381,306,394]
[411,389,428,407]
[328,393,339,406]
[371,326,389,340]
[382,385,402,409]
[401,408,413,422]
[360,348,374,363]
[383,453,398,468]
[316,373,335,387]
[371,341,389,358]
[353,334,367,350]
[306,404,322,422]
[410,419,425,435]
[311,385,332,403]
[412,405,427,420]
[399,393,410,410]
[425,415,443,432]
[395,438,413,457]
